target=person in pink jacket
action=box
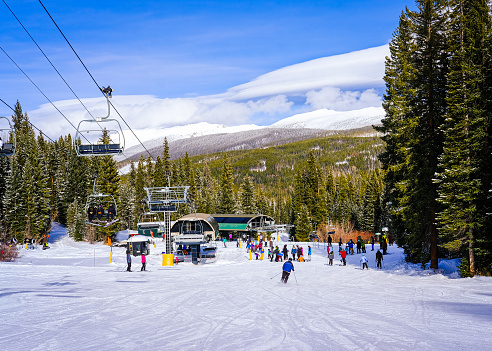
[141,253,147,271]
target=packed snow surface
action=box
[1,224,491,351]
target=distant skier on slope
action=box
[141,253,147,271]
[376,249,383,269]
[126,250,132,272]
[328,251,334,266]
[340,249,347,266]
[281,258,295,283]
[360,254,369,270]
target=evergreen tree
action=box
[435,0,492,276]
[294,204,312,242]
[218,155,235,213]
[66,199,85,241]
[379,1,448,269]
[240,175,256,214]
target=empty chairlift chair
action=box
[75,86,125,157]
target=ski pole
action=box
[270,272,281,279]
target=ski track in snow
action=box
[1,234,492,351]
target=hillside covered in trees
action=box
[2,0,492,278]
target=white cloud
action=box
[305,87,382,111]
[219,45,388,101]
[28,45,388,139]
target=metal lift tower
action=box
[144,186,189,254]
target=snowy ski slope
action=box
[1,225,491,351]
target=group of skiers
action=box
[266,244,311,263]
[326,239,385,269]
[87,203,116,222]
[126,250,146,272]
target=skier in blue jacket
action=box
[281,258,295,283]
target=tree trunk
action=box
[469,234,476,277]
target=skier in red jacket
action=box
[340,250,347,266]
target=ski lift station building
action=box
[171,213,275,240]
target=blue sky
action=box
[0,0,413,132]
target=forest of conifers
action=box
[1,1,492,277]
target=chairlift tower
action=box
[144,186,189,254]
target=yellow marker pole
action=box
[260,252,264,260]
[249,250,252,260]
[239,240,241,248]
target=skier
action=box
[141,253,147,271]
[87,206,95,221]
[371,236,375,251]
[328,251,334,266]
[328,235,332,247]
[340,249,347,266]
[348,239,354,255]
[223,238,227,248]
[291,246,297,260]
[360,254,369,270]
[96,204,104,220]
[307,246,312,262]
[126,250,132,272]
[361,240,366,253]
[281,258,295,283]
[282,245,288,261]
[107,204,116,220]
[376,249,383,269]
[356,239,361,254]
[338,237,342,250]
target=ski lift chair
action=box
[85,193,118,226]
[0,117,16,157]
[75,86,125,156]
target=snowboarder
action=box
[281,258,295,283]
[376,249,383,269]
[360,254,369,270]
[126,250,132,272]
[141,253,147,271]
[340,249,347,266]
[328,251,334,266]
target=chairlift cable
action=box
[0,98,75,153]
[38,0,156,161]
[2,0,105,132]
[0,45,92,145]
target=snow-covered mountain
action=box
[116,106,384,163]
[271,106,384,130]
